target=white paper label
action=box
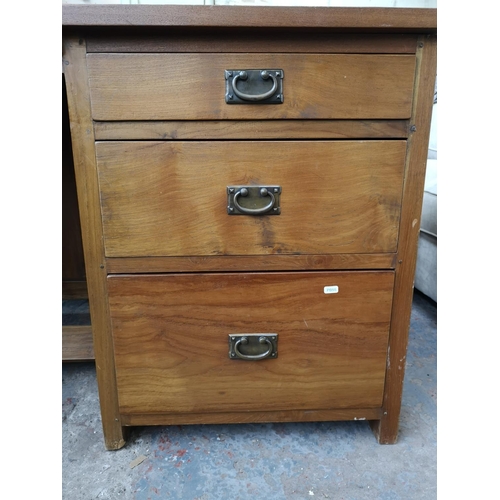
[324,286,339,294]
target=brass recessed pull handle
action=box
[232,70,278,101]
[229,334,278,360]
[225,69,284,104]
[227,185,281,216]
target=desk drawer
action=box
[96,140,406,257]
[87,53,415,121]
[108,271,394,415]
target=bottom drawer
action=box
[108,271,394,416]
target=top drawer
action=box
[87,53,416,121]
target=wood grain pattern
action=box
[96,141,406,258]
[108,271,394,415]
[86,33,418,54]
[94,120,409,141]
[87,53,416,121]
[63,5,437,32]
[371,35,437,445]
[121,408,383,427]
[62,326,94,362]
[62,37,125,450]
[106,254,397,274]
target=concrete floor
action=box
[62,291,436,500]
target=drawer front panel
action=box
[108,271,394,415]
[87,53,415,120]
[96,140,406,257]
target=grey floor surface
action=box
[62,292,436,500]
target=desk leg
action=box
[371,35,437,444]
[63,37,125,450]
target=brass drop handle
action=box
[232,70,278,102]
[233,187,275,215]
[227,185,281,216]
[234,336,273,360]
[229,334,278,360]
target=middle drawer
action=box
[96,140,406,258]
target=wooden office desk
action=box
[63,4,437,450]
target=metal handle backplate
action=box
[229,334,278,360]
[225,69,284,104]
[227,185,281,216]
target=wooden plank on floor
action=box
[62,281,88,300]
[62,325,94,362]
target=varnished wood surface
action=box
[108,271,394,415]
[371,35,437,445]
[106,254,397,274]
[87,53,416,121]
[62,326,94,362]
[63,5,437,32]
[63,37,125,450]
[94,120,409,141]
[121,408,383,427]
[96,141,406,258]
[87,33,418,54]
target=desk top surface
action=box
[62,5,437,32]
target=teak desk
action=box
[62,5,437,450]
